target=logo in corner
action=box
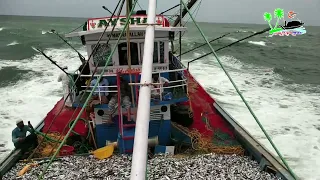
[263,8,306,37]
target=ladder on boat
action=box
[116,73,136,154]
[115,73,165,154]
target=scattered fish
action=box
[3,153,282,180]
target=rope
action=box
[173,0,202,54]
[30,0,125,161]
[136,0,143,10]
[31,0,124,161]
[40,0,126,160]
[126,0,136,108]
[180,1,297,179]
[187,28,270,65]
[37,0,138,178]
[67,23,85,34]
[33,132,66,158]
[160,4,180,15]
[171,122,244,155]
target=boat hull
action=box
[0,73,295,180]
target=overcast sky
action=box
[0,0,319,25]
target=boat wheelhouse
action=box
[65,11,189,153]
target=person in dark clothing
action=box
[77,62,91,93]
[12,120,38,154]
[108,76,132,121]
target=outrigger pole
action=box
[49,29,86,63]
[102,6,113,14]
[32,47,69,75]
[187,27,271,67]
[130,0,157,179]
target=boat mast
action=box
[128,0,133,12]
[126,0,135,108]
[173,0,198,27]
[130,0,157,179]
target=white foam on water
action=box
[0,48,83,157]
[224,37,238,42]
[0,27,4,32]
[186,55,320,180]
[248,40,267,46]
[6,41,19,46]
[41,30,53,35]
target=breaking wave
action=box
[248,41,266,46]
[6,41,19,46]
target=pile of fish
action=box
[4,153,282,180]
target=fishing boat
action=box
[0,0,297,179]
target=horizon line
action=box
[0,14,319,27]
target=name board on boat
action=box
[87,15,169,31]
[106,31,145,38]
[102,65,169,74]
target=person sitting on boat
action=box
[151,73,169,99]
[57,66,73,108]
[108,76,132,121]
[12,120,38,154]
[89,77,109,107]
[76,62,91,94]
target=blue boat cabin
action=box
[66,14,188,153]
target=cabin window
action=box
[91,44,113,67]
[139,41,165,64]
[118,42,139,65]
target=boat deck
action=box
[3,154,282,180]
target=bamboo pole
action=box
[126,0,136,109]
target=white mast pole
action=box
[130,0,157,179]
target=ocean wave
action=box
[224,37,239,42]
[187,54,320,179]
[6,41,20,46]
[41,30,53,35]
[248,41,266,46]
[0,48,84,157]
[0,27,4,32]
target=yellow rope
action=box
[33,133,66,158]
[172,122,244,155]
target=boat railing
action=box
[149,78,187,101]
[74,67,188,106]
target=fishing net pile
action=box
[32,133,66,158]
[5,154,282,180]
[172,122,245,155]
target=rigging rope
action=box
[160,4,180,15]
[37,0,138,178]
[187,28,270,65]
[175,0,202,38]
[126,0,136,108]
[136,0,143,10]
[28,0,124,162]
[178,30,257,58]
[40,0,126,160]
[67,23,85,34]
[180,1,297,179]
